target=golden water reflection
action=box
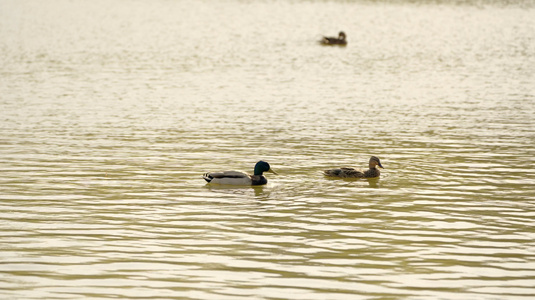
[1,0,534,299]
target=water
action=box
[1,0,535,299]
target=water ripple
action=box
[2,0,535,299]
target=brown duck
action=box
[323,156,384,178]
[320,31,347,46]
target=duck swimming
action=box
[320,31,347,46]
[203,161,277,186]
[323,156,384,178]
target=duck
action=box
[203,161,277,186]
[320,31,347,46]
[323,156,384,178]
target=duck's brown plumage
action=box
[320,31,347,46]
[323,156,383,178]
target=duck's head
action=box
[254,161,278,176]
[338,31,346,40]
[369,156,384,169]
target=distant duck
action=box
[203,161,277,186]
[320,31,347,46]
[323,156,384,178]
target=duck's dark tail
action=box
[203,173,213,183]
[323,169,342,176]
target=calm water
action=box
[1,0,535,299]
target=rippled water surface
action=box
[1,0,535,299]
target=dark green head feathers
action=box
[253,161,274,176]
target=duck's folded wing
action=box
[324,167,363,177]
[323,168,343,176]
[210,171,248,178]
[321,37,332,43]
[341,167,364,177]
[204,170,253,185]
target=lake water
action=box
[1,0,535,299]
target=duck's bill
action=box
[378,163,384,169]
[268,169,278,175]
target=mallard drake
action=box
[320,31,347,46]
[323,156,384,178]
[203,161,277,186]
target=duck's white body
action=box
[203,171,256,185]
